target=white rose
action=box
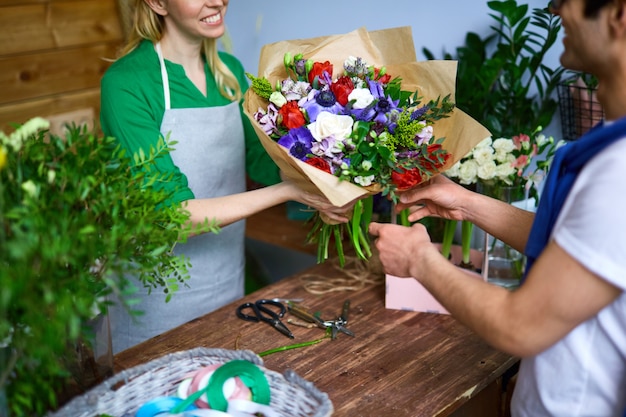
[472,146,494,165]
[477,160,497,181]
[492,138,516,153]
[495,162,516,181]
[269,91,287,108]
[445,161,462,179]
[347,88,374,109]
[308,111,354,141]
[458,160,478,185]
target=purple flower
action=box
[254,103,279,136]
[299,88,344,122]
[348,79,399,125]
[277,127,314,161]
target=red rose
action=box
[391,167,423,191]
[305,157,332,174]
[278,101,306,130]
[308,61,333,84]
[330,76,355,106]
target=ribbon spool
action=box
[205,360,271,412]
[172,360,271,413]
[135,396,197,417]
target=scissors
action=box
[287,300,355,340]
[236,299,294,339]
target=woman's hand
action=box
[280,178,356,223]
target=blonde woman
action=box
[100,0,350,353]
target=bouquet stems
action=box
[307,196,374,267]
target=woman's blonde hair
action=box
[120,0,242,101]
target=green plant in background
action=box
[0,119,217,416]
[424,0,565,138]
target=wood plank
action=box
[0,4,54,55]
[0,43,118,105]
[0,88,101,133]
[0,0,122,55]
[50,0,123,48]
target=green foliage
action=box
[423,0,565,137]
[245,73,274,100]
[0,120,218,416]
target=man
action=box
[369,0,626,415]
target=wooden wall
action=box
[0,0,124,134]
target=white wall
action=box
[225,0,565,137]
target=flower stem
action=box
[258,330,331,357]
[441,219,457,259]
[461,220,474,264]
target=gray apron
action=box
[110,42,246,353]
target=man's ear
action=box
[608,0,626,37]
[144,0,168,16]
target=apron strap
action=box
[156,42,171,110]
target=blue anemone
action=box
[277,127,314,161]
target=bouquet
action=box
[243,27,491,266]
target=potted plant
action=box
[0,118,216,416]
[424,0,565,138]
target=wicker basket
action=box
[49,347,333,417]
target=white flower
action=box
[492,138,516,154]
[308,111,354,141]
[21,180,38,198]
[472,146,494,165]
[354,175,375,186]
[445,161,462,179]
[495,162,516,181]
[268,91,287,108]
[361,160,373,171]
[347,88,374,109]
[477,160,498,180]
[458,160,478,185]
[535,133,549,147]
[1,117,50,152]
[47,169,56,184]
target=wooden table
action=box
[114,261,518,417]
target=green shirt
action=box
[100,40,280,204]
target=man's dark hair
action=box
[585,0,614,17]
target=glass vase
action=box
[477,182,526,289]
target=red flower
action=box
[308,61,333,84]
[305,157,332,174]
[278,101,306,129]
[419,144,451,172]
[374,67,391,84]
[391,167,423,191]
[330,76,355,106]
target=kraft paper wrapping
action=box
[243,26,491,207]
